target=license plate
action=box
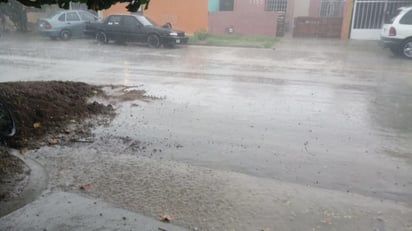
[176,39,180,44]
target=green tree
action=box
[0,0,27,32]
[0,0,151,12]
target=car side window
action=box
[400,10,412,25]
[58,13,66,22]
[107,16,121,25]
[79,12,97,21]
[122,16,139,27]
[67,12,81,22]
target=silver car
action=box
[37,10,98,41]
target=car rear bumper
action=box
[379,36,403,48]
[38,29,60,38]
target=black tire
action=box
[147,34,161,48]
[0,102,16,138]
[401,38,412,59]
[96,31,108,44]
[60,30,71,41]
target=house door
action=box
[351,0,412,40]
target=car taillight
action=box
[389,26,396,36]
[41,21,52,29]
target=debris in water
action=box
[33,122,41,129]
[48,138,59,145]
[159,214,172,223]
[79,183,91,190]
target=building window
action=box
[220,0,234,11]
[320,0,344,17]
[208,0,234,12]
[265,0,287,12]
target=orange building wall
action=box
[143,0,208,34]
[341,0,353,39]
[102,3,130,17]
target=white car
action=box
[380,6,412,59]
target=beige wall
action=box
[293,0,310,17]
[27,5,60,23]
[101,3,130,17]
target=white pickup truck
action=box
[380,6,412,59]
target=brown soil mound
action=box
[0,81,113,148]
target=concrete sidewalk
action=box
[0,191,187,231]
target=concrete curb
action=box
[0,150,48,217]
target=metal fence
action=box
[320,0,345,17]
[265,0,288,12]
[353,0,412,29]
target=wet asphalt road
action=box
[1,35,412,230]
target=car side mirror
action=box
[162,22,172,29]
[0,102,16,138]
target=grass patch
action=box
[189,31,279,48]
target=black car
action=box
[84,14,188,48]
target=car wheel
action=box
[60,30,72,41]
[96,31,108,44]
[147,34,161,48]
[401,38,412,59]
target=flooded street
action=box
[1,36,412,230]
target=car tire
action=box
[401,38,412,59]
[147,34,161,48]
[60,30,72,41]
[96,31,108,44]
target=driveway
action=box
[0,35,412,230]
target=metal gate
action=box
[320,0,345,17]
[351,0,412,40]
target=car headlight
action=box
[169,32,178,36]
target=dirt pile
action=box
[0,81,113,148]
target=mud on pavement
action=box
[0,81,155,213]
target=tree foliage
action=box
[0,0,151,12]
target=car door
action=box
[65,11,83,37]
[105,15,123,41]
[120,16,142,42]
[78,11,98,37]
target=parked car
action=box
[84,14,188,48]
[37,10,98,41]
[380,6,412,59]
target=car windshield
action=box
[135,15,156,26]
